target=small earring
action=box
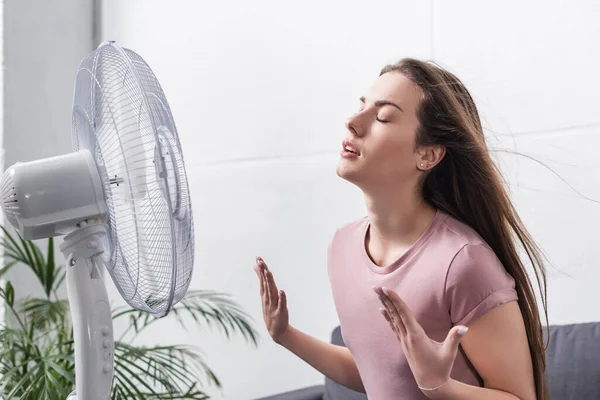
[420,163,425,168]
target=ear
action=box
[415,145,446,171]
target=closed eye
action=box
[376,118,389,123]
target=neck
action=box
[363,184,437,248]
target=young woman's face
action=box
[336,71,427,191]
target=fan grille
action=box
[2,169,20,229]
[71,42,194,317]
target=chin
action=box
[335,163,362,186]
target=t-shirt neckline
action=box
[361,209,445,275]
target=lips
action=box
[342,140,360,155]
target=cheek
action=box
[368,133,417,176]
[374,134,414,162]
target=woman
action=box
[254,58,548,400]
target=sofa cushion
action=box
[255,385,325,400]
[545,321,600,399]
[324,327,368,400]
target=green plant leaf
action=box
[0,224,260,399]
[0,225,28,263]
[3,360,41,398]
[20,298,70,330]
[113,357,161,397]
[1,226,66,300]
[18,234,36,268]
[0,260,19,279]
[53,270,67,297]
[46,237,56,295]
[5,281,15,307]
[46,360,75,385]
[114,290,259,346]
[112,342,220,397]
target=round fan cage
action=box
[71,41,194,317]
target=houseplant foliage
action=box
[0,226,259,399]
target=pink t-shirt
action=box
[327,210,518,400]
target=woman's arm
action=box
[429,301,536,400]
[277,325,366,393]
[375,284,538,400]
[254,257,365,393]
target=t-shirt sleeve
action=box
[444,243,518,327]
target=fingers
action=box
[257,258,272,307]
[444,325,468,352]
[278,289,287,312]
[265,271,280,309]
[256,257,279,310]
[379,307,394,328]
[254,258,270,307]
[374,286,407,336]
[253,264,265,297]
[377,286,423,336]
[261,258,280,309]
[379,307,390,321]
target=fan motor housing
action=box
[2,149,107,240]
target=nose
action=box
[345,112,364,137]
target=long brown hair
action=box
[380,59,549,399]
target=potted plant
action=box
[0,226,259,399]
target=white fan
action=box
[1,41,195,399]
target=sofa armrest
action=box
[253,384,325,400]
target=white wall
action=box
[0,0,595,399]
[429,0,600,325]
[2,0,97,299]
[102,0,600,398]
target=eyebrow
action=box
[360,96,404,112]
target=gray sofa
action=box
[255,322,600,400]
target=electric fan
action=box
[1,41,194,399]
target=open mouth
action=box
[344,145,359,155]
[342,140,360,156]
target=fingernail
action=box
[458,327,469,336]
[263,269,268,277]
[372,285,379,294]
[379,307,386,316]
[382,287,389,296]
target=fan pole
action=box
[59,222,114,400]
